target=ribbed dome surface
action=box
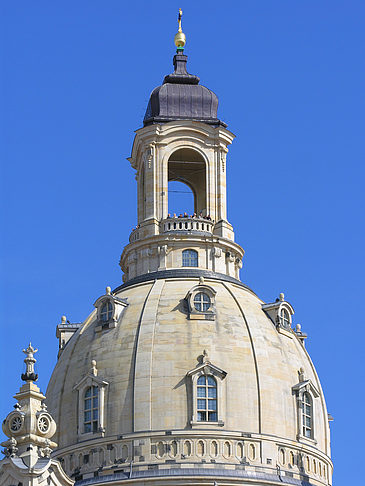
[46,273,331,485]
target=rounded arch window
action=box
[100,301,113,322]
[182,249,198,267]
[194,292,211,312]
[280,308,290,328]
[197,375,217,421]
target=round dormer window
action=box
[10,415,22,432]
[37,415,50,433]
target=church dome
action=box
[143,53,226,127]
[46,272,332,485]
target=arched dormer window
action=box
[197,375,217,421]
[182,249,198,267]
[100,301,113,322]
[84,385,99,433]
[262,293,294,338]
[302,392,313,438]
[93,286,128,332]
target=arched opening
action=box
[168,180,195,216]
[168,148,207,217]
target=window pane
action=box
[93,421,98,433]
[197,387,206,397]
[85,387,91,398]
[208,412,217,421]
[93,386,99,396]
[207,376,216,386]
[208,387,217,398]
[305,416,311,427]
[305,405,311,415]
[208,399,217,410]
[197,411,206,421]
[84,423,91,433]
[197,399,206,410]
[93,397,98,408]
[202,293,210,303]
[84,398,91,410]
[305,429,311,438]
[197,376,206,385]
[93,410,98,420]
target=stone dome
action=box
[46,271,332,485]
[143,53,226,127]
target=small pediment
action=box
[292,379,320,398]
[73,360,108,392]
[187,351,226,380]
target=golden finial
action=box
[174,8,186,50]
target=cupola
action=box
[143,9,225,128]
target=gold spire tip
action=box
[174,8,186,50]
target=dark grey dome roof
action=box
[143,53,226,127]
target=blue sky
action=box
[1,1,364,483]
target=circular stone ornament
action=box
[10,416,22,432]
[37,415,50,433]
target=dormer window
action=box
[186,284,216,320]
[94,286,128,332]
[100,302,113,322]
[194,292,211,312]
[262,292,294,338]
[182,249,198,267]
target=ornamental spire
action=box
[174,8,186,51]
[21,342,38,382]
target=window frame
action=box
[186,284,217,320]
[187,358,227,428]
[196,375,218,422]
[279,308,291,329]
[302,391,313,439]
[83,385,99,434]
[93,289,128,332]
[292,377,319,445]
[99,301,114,323]
[182,249,199,267]
[73,371,109,440]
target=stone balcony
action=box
[161,217,214,235]
[129,217,214,243]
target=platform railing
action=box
[161,217,214,234]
